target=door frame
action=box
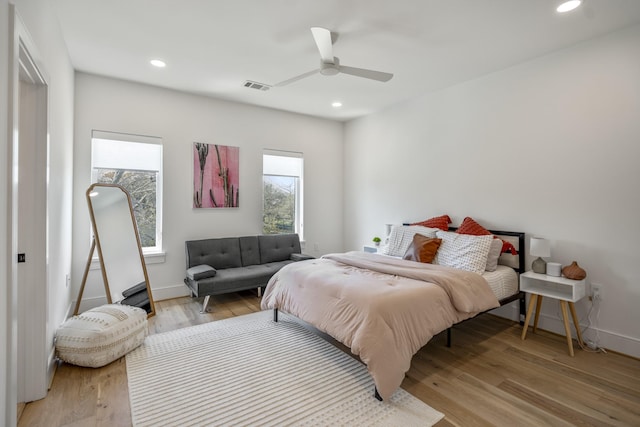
[8,5,50,406]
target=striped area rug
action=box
[126,310,444,426]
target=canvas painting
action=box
[193,142,239,208]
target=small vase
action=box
[562,261,586,280]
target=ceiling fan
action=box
[275,27,394,87]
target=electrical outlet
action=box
[591,283,603,301]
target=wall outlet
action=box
[591,283,603,301]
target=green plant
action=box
[372,236,381,243]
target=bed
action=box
[261,223,525,401]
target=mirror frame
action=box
[75,183,156,317]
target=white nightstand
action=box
[362,245,379,253]
[520,271,586,357]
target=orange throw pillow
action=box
[456,217,517,255]
[456,217,491,235]
[403,234,442,263]
[411,214,451,231]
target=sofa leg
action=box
[257,287,262,297]
[201,295,210,314]
[273,308,278,322]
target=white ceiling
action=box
[55,0,640,121]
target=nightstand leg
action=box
[568,302,584,347]
[521,294,538,340]
[533,295,543,333]
[560,301,574,357]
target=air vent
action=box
[243,80,271,91]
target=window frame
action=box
[90,130,163,255]
[262,149,304,241]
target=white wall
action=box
[344,25,640,357]
[72,73,343,306]
[12,0,75,390]
[1,0,74,421]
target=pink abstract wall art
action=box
[193,142,239,208]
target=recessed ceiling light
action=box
[557,0,582,13]
[332,101,342,108]
[150,59,166,68]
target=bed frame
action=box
[272,225,526,400]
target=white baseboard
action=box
[152,284,191,301]
[491,301,640,359]
[73,284,192,313]
[48,302,74,388]
[534,312,640,358]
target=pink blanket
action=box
[261,251,499,400]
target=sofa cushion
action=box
[185,237,242,269]
[194,264,276,296]
[187,264,217,280]
[55,304,147,368]
[259,234,301,264]
[239,236,261,266]
[290,253,314,261]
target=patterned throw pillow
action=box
[456,216,517,255]
[382,225,439,257]
[410,215,451,231]
[435,230,493,274]
[403,234,442,264]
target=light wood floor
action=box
[18,292,640,426]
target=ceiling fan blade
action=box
[338,65,393,82]
[310,27,334,64]
[274,69,319,87]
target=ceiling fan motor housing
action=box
[320,57,340,76]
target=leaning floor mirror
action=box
[75,183,156,317]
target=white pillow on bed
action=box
[434,230,493,274]
[485,238,503,272]
[382,225,438,257]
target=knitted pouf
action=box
[55,304,148,368]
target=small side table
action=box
[520,271,586,356]
[363,245,379,253]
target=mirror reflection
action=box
[83,183,155,316]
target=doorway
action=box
[10,10,50,406]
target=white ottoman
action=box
[55,304,148,368]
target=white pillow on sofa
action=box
[434,230,493,274]
[381,225,439,257]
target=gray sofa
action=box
[184,233,312,312]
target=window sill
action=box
[90,251,166,270]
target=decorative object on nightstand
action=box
[546,262,562,277]
[362,245,378,254]
[562,261,586,280]
[372,236,381,247]
[520,271,586,356]
[530,237,550,274]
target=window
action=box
[263,150,303,240]
[91,131,163,253]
